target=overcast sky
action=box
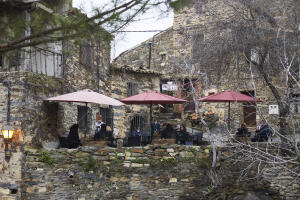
[72,0,173,59]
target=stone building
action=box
[0,0,111,197]
[110,64,161,137]
[0,1,299,200]
[113,0,300,131]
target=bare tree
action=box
[169,0,300,181]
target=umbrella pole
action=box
[150,103,153,141]
[85,102,88,138]
[228,101,231,130]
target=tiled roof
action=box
[111,65,162,75]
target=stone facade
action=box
[110,66,161,137]
[0,1,112,198]
[113,0,300,131]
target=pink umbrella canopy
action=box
[199,90,262,130]
[45,89,124,106]
[120,90,187,104]
[199,90,262,102]
[120,90,186,136]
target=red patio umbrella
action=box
[199,90,262,129]
[120,90,187,134]
[44,89,124,137]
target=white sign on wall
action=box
[162,83,178,91]
[269,105,279,115]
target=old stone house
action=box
[110,64,161,137]
[0,1,299,200]
[113,0,300,131]
[0,0,113,197]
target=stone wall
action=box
[114,28,174,74]
[20,145,299,200]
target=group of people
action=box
[59,113,118,149]
[59,116,273,149]
[235,120,272,142]
[128,120,199,146]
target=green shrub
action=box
[38,151,54,165]
[80,157,98,172]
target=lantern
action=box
[2,124,14,162]
[2,124,14,141]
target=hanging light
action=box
[2,124,14,162]
[2,124,14,141]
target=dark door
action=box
[241,90,256,127]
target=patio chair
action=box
[127,136,141,146]
[185,135,194,146]
[193,132,203,145]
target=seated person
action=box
[251,120,272,142]
[59,124,82,149]
[126,128,142,146]
[235,123,249,137]
[94,123,107,141]
[160,124,176,139]
[176,124,188,144]
[151,120,161,138]
[132,128,142,137]
[105,125,113,141]
[94,115,104,131]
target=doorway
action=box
[241,90,256,127]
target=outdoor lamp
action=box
[2,124,14,140]
[2,124,14,162]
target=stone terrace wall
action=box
[20,145,299,200]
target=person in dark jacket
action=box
[176,124,188,144]
[161,123,175,139]
[94,123,107,141]
[252,120,272,142]
[151,120,161,137]
[59,124,82,149]
[235,123,249,137]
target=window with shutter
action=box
[77,106,92,131]
[79,41,93,68]
[127,82,138,96]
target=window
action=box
[127,82,138,96]
[31,44,63,77]
[79,42,93,68]
[192,33,204,60]
[0,51,21,71]
[296,104,300,113]
[160,52,167,61]
[130,115,146,134]
[251,48,259,63]
[195,1,203,14]
[77,106,92,131]
[100,107,113,128]
[0,53,3,68]
[293,93,300,113]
